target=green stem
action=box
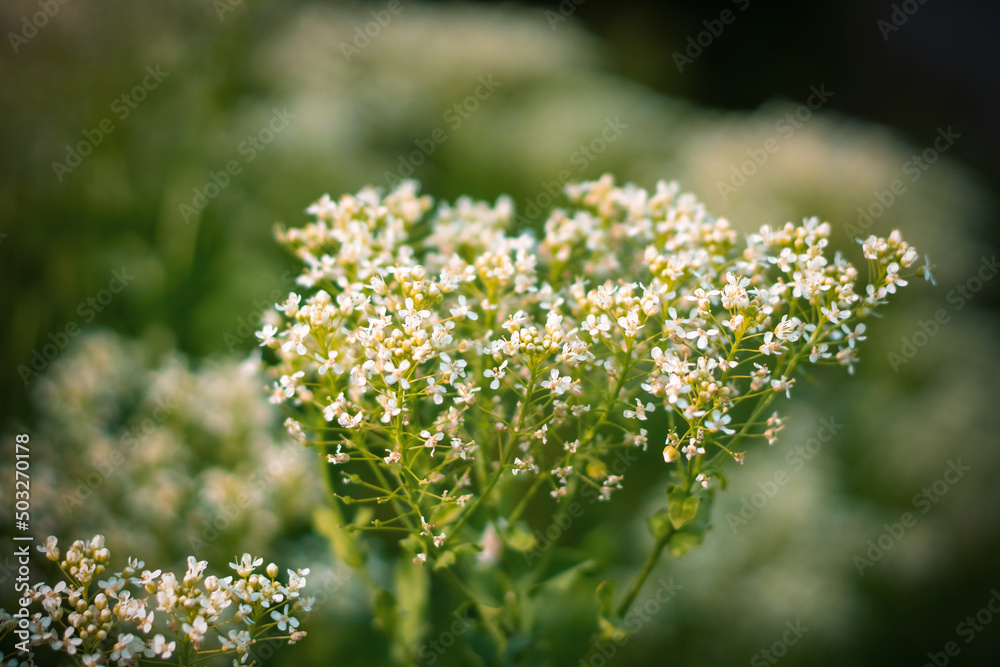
[444,363,540,545]
[615,527,672,618]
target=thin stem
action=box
[444,363,540,545]
[615,527,672,618]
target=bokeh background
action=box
[2,0,998,665]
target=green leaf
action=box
[540,559,598,593]
[392,558,431,664]
[372,588,396,634]
[668,490,700,530]
[429,501,463,527]
[433,550,456,571]
[596,580,616,619]
[647,508,673,539]
[668,529,704,557]
[313,505,365,569]
[505,524,538,553]
[597,615,631,644]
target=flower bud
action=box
[663,445,680,463]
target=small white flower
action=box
[327,445,350,465]
[705,410,735,435]
[316,351,343,375]
[420,430,445,456]
[384,359,412,390]
[541,368,573,395]
[483,360,509,390]
[338,410,363,429]
[111,633,144,661]
[861,235,887,260]
[38,535,60,561]
[820,304,849,324]
[270,604,300,632]
[278,371,305,398]
[282,323,311,356]
[721,272,750,310]
[840,323,867,348]
[52,627,83,655]
[380,396,403,423]
[146,634,176,659]
[425,378,446,405]
[230,554,263,577]
[255,324,278,347]
[617,308,644,338]
[219,629,254,663]
[513,456,539,475]
[809,344,831,363]
[884,262,907,294]
[922,255,936,285]
[450,295,478,320]
[583,313,612,338]
[770,375,795,398]
[182,616,208,644]
[759,331,785,356]
[276,292,301,315]
[685,327,718,350]
[682,442,705,460]
[623,398,654,421]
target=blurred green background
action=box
[1,0,998,665]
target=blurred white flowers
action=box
[4,536,309,664]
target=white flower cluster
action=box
[262,175,923,560]
[5,331,321,568]
[2,535,309,666]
